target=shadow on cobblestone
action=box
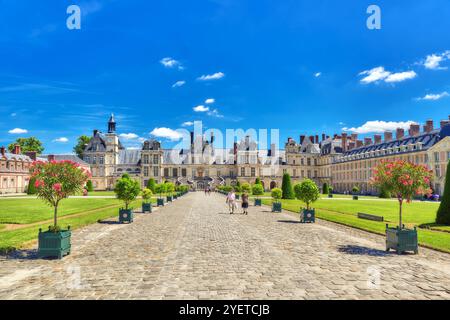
[337,245,394,257]
[277,220,301,224]
[4,249,38,260]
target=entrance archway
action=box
[270,181,277,189]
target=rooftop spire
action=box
[108,113,116,133]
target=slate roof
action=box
[42,154,89,166]
[85,131,107,152]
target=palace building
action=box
[82,115,450,195]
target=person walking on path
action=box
[241,192,249,215]
[226,190,237,214]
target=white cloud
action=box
[384,71,417,83]
[197,72,225,81]
[160,57,183,70]
[359,66,417,84]
[150,127,183,141]
[205,98,215,104]
[182,121,194,127]
[417,91,449,101]
[343,120,417,134]
[207,109,224,118]
[172,80,186,88]
[119,133,139,140]
[53,137,68,143]
[10,113,16,117]
[193,105,209,112]
[314,72,321,77]
[423,51,450,70]
[8,128,28,134]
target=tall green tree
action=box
[255,177,262,185]
[8,137,44,154]
[114,175,141,210]
[281,173,295,199]
[73,135,91,158]
[322,183,329,194]
[436,160,450,225]
[147,178,157,193]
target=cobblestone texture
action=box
[1,192,450,300]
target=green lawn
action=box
[0,198,122,224]
[262,198,450,253]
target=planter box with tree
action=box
[155,183,166,206]
[294,179,319,223]
[328,187,333,198]
[114,173,140,223]
[371,160,433,254]
[166,182,175,202]
[141,188,153,213]
[352,186,359,200]
[252,183,264,206]
[30,160,90,259]
[271,188,282,212]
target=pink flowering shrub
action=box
[30,160,91,231]
[370,160,433,228]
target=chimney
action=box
[13,144,21,155]
[424,119,434,133]
[210,131,214,145]
[48,155,55,162]
[356,140,363,148]
[374,134,382,144]
[348,141,356,150]
[93,129,98,136]
[341,133,348,152]
[441,120,450,129]
[384,131,393,142]
[190,132,194,145]
[25,151,37,161]
[351,133,358,142]
[396,128,405,140]
[322,133,326,141]
[315,135,319,144]
[333,134,338,139]
[0,146,5,157]
[408,123,420,137]
[299,135,305,144]
[364,137,373,146]
[309,135,315,143]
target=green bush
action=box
[352,186,360,194]
[255,177,262,185]
[241,182,251,193]
[165,182,175,196]
[322,183,329,194]
[252,184,264,197]
[114,175,141,210]
[328,187,333,194]
[294,179,320,210]
[86,180,94,192]
[141,188,153,203]
[281,173,295,199]
[147,178,157,193]
[436,160,450,225]
[378,186,391,199]
[155,183,167,198]
[271,188,282,202]
[27,176,37,195]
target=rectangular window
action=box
[153,155,159,164]
[182,168,187,177]
[436,166,441,178]
[99,156,104,164]
[143,155,149,164]
[143,167,149,177]
[164,168,169,177]
[173,168,178,177]
[241,167,245,176]
[251,167,256,177]
[434,152,440,162]
[153,167,159,177]
[307,158,311,166]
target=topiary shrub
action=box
[322,183,329,195]
[352,186,360,194]
[142,188,153,203]
[86,180,94,192]
[255,177,262,185]
[27,176,37,195]
[241,182,251,193]
[281,173,295,199]
[114,175,141,210]
[294,179,320,210]
[436,160,450,225]
[252,184,264,197]
[271,188,282,203]
[147,178,157,193]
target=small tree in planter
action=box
[271,188,282,212]
[155,183,166,206]
[322,182,329,195]
[281,173,295,199]
[147,178,157,193]
[252,183,264,206]
[241,182,251,194]
[141,188,153,213]
[371,160,433,254]
[114,174,141,223]
[328,187,334,198]
[30,160,90,259]
[436,160,450,225]
[294,179,320,223]
[166,182,175,202]
[352,186,360,200]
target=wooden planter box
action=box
[167,196,173,202]
[353,195,359,200]
[300,209,315,223]
[386,225,418,254]
[272,202,282,212]
[173,194,178,200]
[119,208,134,223]
[38,227,71,259]
[254,199,262,206]
[235,194,240,200]
[142,202,152,213]
[157,198,164,206]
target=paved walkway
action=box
[1,192,450,300]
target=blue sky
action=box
[1,0,450,153]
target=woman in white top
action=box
[226,191,237,214]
